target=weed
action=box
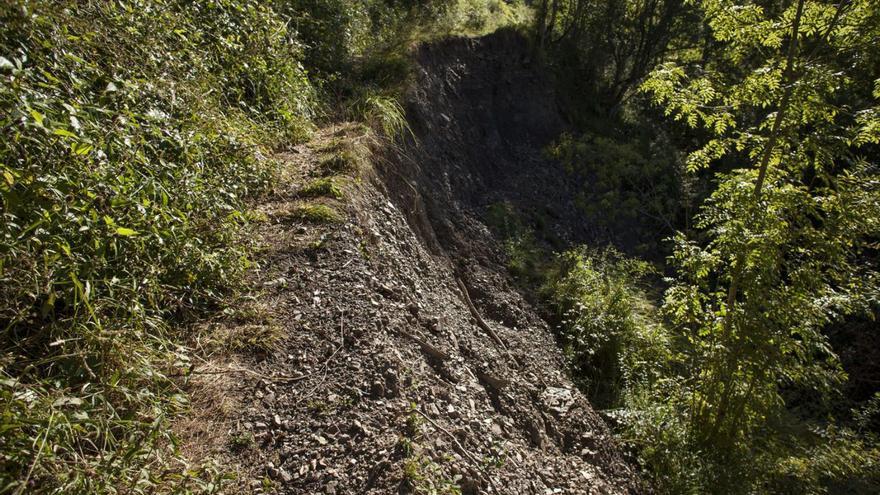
[293,204,345,224]
[300,177,345,200]
[403,457,426,484]
[229,431,256,452]
[308,236,328,251]
[355,94,413,142]
[320,148,368,175]
[406,411,424,438]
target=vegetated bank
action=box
[0,1,533,492]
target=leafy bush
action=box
[0,1,315,492]
[546,248,663,408]
[546,130,686,254]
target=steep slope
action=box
[186,30,645,494]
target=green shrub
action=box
[0,1,315,492]
[546,248,661,408]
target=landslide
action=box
[189,29,646,494]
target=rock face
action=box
[216,30,647,494]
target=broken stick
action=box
[455,276,507,351]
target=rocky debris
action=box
[542,387,576,416]
[216,29,646,495]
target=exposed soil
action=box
[184,30,646,494]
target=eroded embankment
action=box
[185,30,645,494]
[373,29,646,493]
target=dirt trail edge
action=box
[196,30,646,494]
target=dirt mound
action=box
[189,30,646,494]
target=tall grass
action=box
[0,1,314,492]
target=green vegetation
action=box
[4,0,879,492]
[299,177,345,200]
[291,203,346,224]
[0,0,531,492]
[0,0,313,492]
[547,249,662,409]
[355,95,414,142]
[534,0,880,493]
[546,130,685,254]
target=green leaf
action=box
[53,128,77,138]
[30,109,45,127]
[58,242,71,256]
[116,227,138,236]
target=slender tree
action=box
[641,0,880,487]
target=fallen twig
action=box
[455,277,506,350]
[398,328,450,361]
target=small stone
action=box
[370,380,385,398]
[384,370,400,398]
[351,420,370,437]
[407,303,420,316]
[279,468,293,483]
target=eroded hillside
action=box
[187,30,646,494]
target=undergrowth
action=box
[485,202,879,493]
[546,248,662,409]
[0,0,537,491]
[300,177,345,200]
[292,204,345,224]
[0,1,313,492]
